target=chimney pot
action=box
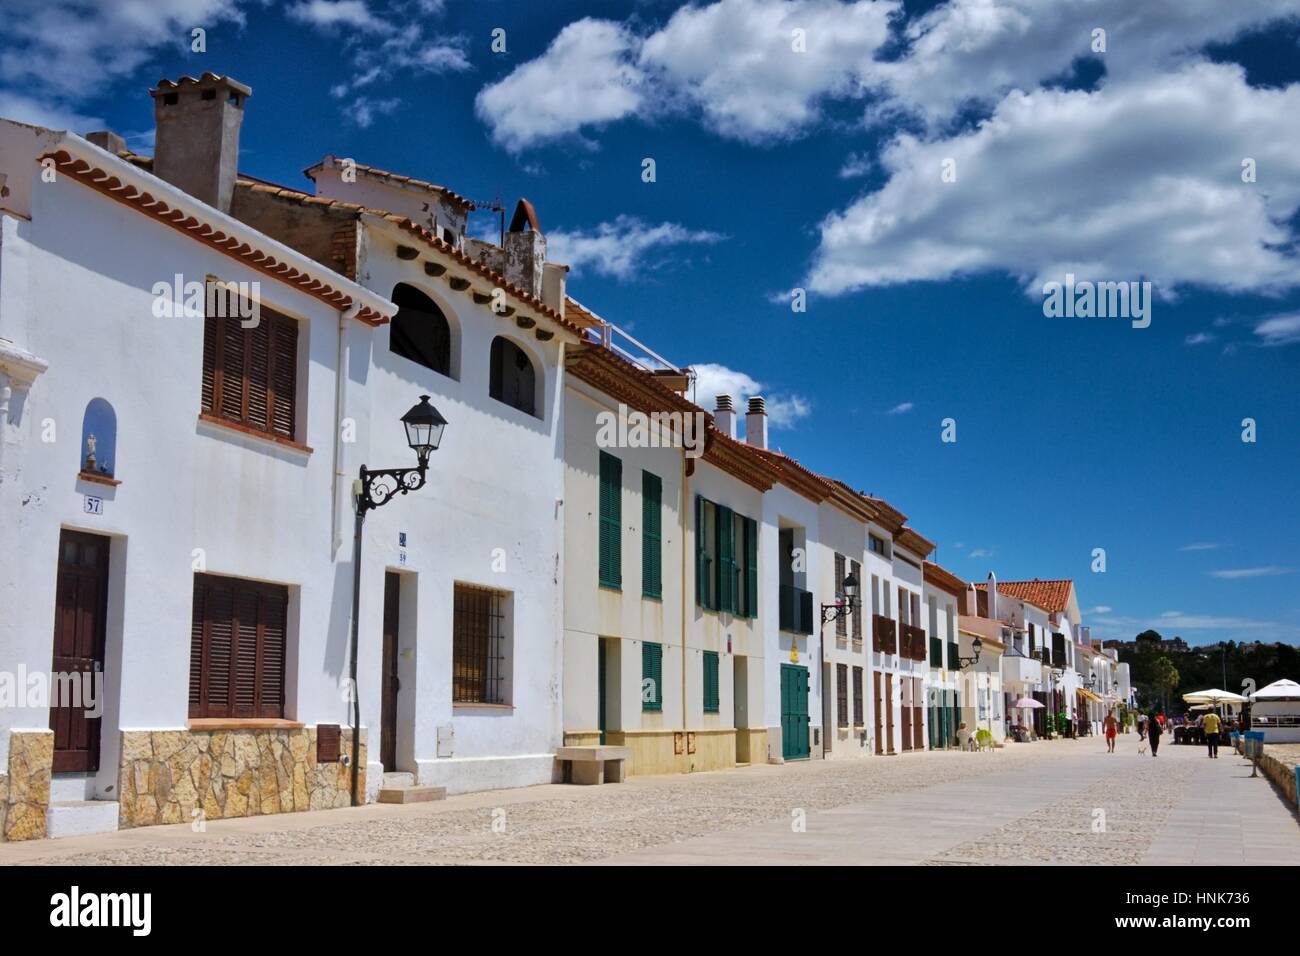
[713,394,736,440]
[149,73,251,213]
[745,395,768,449]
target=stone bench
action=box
[555,745,631,785]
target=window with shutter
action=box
[189,573,288,719]
[837,663,849,728]
[834,553,847,638]
[850,561,862,640]
[598,452,622,590]
[744,516,758,618]
[703,650,719,713]
[641,641,663,712]
[694,495,709,609]
[201,302,299,441]
[642,471,662,599]
[716,504,736,614]
[853,666,864,726]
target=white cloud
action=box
[346,96,402,128]
[690,363,811,429]
[1184,332,1215,346]
[1089,605,1112,614]
[885,401,914,415]
[316,2,471,108]
[1179,542,1222,551]
[807,63,1300,297]
[288,0,387,31]
[547,215,724,279]
[475,1,897,151]
[873,0,1300,128]
[1254,312,1300,346]
[0,0,246,128]
[639,0,897,143]
[967,548,993,558]
[1209,566,1294,580]
[475,19,645,153]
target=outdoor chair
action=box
[975,729,994,751]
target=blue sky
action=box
[2,0,1298,645]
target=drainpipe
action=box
[332,301,361,555]
[681,451,692,753]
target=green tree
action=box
[1150,656,1180,713]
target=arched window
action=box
[389,283,452,378]
[489,337,538,417]
[80,398,117,478]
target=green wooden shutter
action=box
[598,452,622,589]
[641,471,662,598]
[744,516,758,618]
[703,651,720,713]
[694,495,709,608]
[716,504,735,614]
[642,642,663,712]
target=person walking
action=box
[1147,712,1163,757]
[1103,710,1118,753]
[1203,709,1221,758]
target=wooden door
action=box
[912,678,924,751]
[50,530,110,773]
[873,671,883,754]
[900,677,913,751]
[885,673,895,753]
[380,572,400,772]
[781,664,809,760]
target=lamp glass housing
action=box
[401,394,447,457]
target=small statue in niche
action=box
[84,432,97,472]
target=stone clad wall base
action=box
[1,730,55,841]
[563,731,602,748]
[606,728,740,775]
[118,727,365,829]
[736,729,767,764]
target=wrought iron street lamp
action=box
[820,571,860,626]
[958,637,983,670]
[348,395,447,806]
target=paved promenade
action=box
[1,735,1295,866]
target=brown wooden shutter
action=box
[201,313,218,414]
[270,316,297,438]
[203,305,298,441]
[189,574,287,719]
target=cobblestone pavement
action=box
[2,736,1295,865]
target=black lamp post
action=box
[817,572,860,752]
[347,395,446,806]
[958,637,983,670]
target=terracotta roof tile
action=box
[41,149,389,325]
[973,579,1074,614]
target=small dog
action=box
[1137,732,1148,755]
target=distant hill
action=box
[1118,631,1300,712]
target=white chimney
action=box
[745,396,768,449]
[714,395,736,439]
[987,572,998,622]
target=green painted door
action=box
[781,664,810,760]
[597,639,607,746]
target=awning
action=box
[1077,689,1103,703]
